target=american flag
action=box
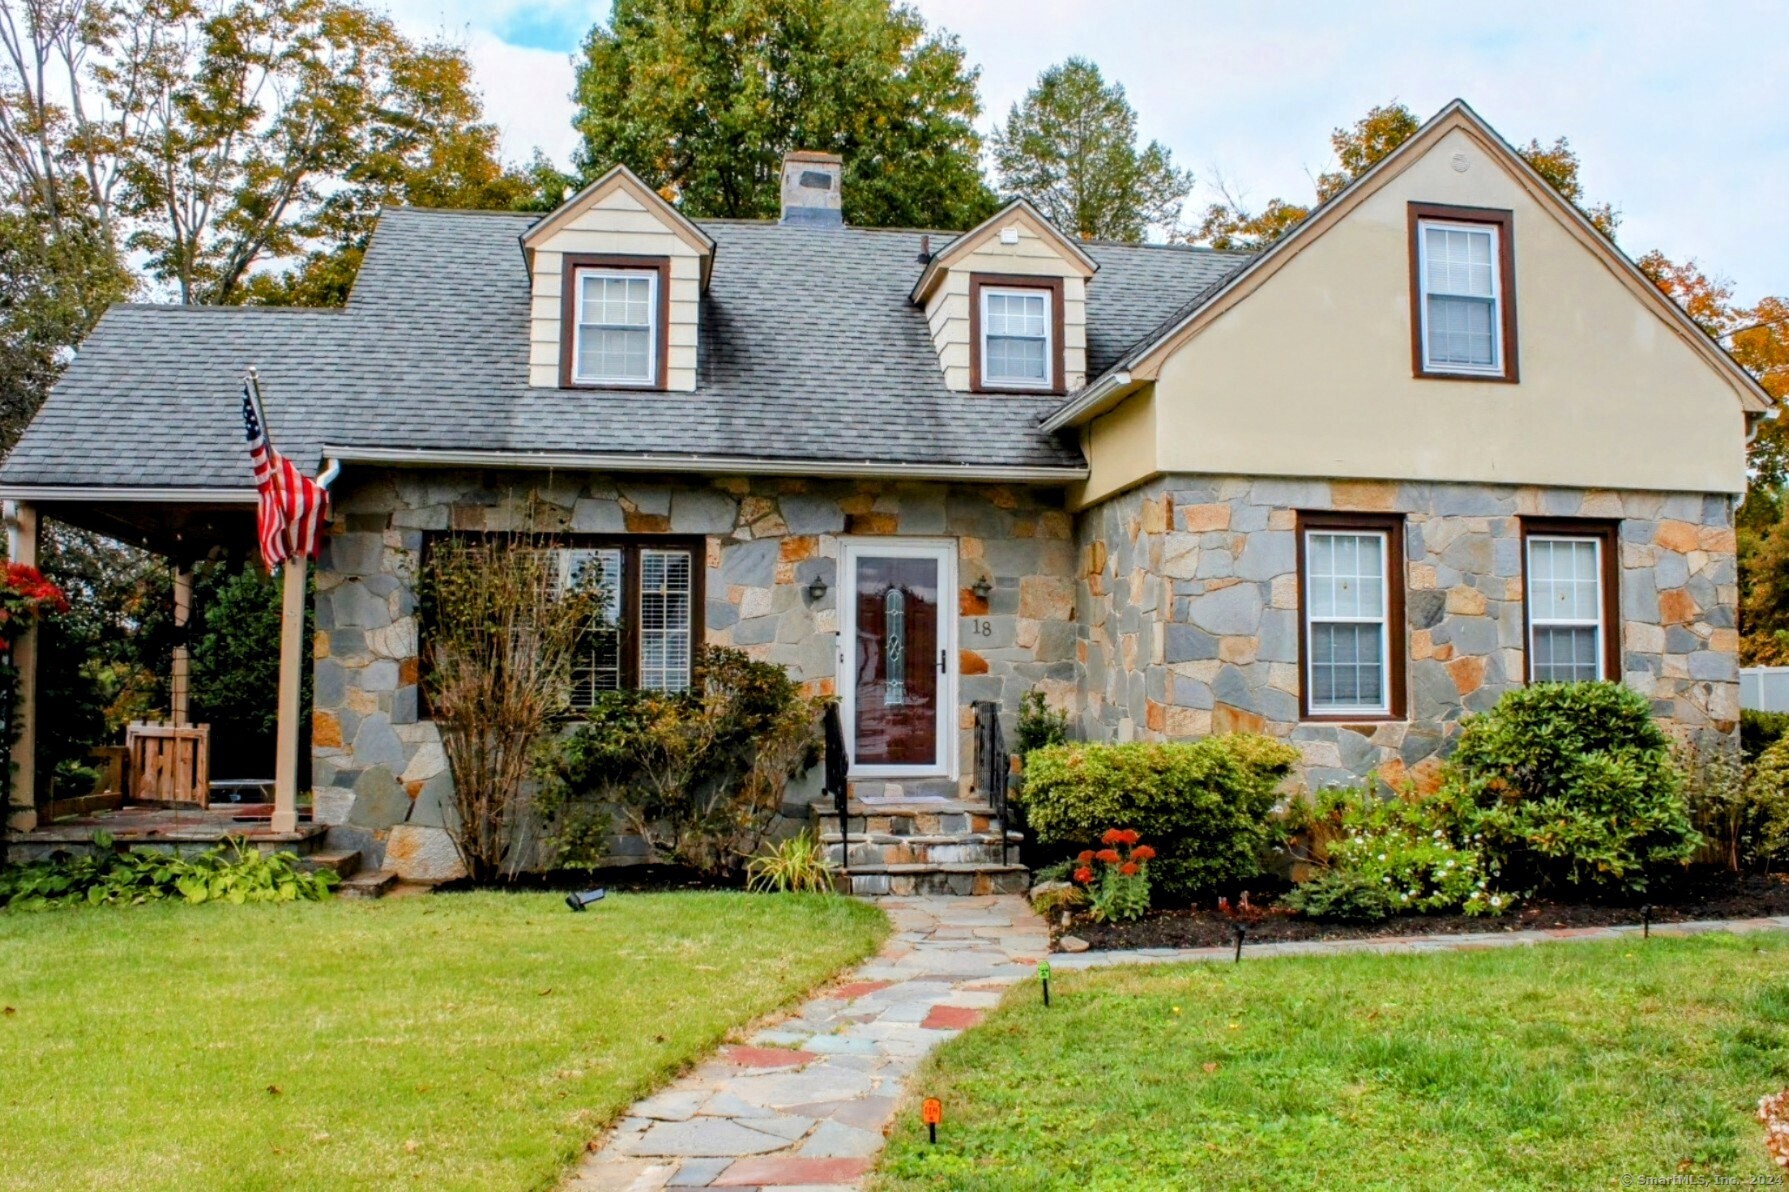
[242,377,328,570]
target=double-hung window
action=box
[972,275,1061,392]
[1410,204,1517,381]
[563,256,667,389]
[1299,514,1405,719]
[1522,520,1617,683]
[544,539,702,707]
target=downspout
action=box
[315,457,342,492]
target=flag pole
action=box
[250,366,305,835]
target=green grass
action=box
[0,890,886,1191]
[874,934,1789,1191]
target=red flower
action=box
[1077,849,1095,865]
[1118,829,1140,846]
[1073,867,1094,884]
[1095,848,1121,865]
[1120,862,1139,876]
[1131,845,1156,862]
[1102,828,1124,845]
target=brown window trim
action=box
[559,253,673,391]
[420,532,706,696]
[1518,517,1621,684]
[968,273,1066,396]
[1407,202,1519,384]
[1295,511,1408,723]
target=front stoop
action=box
[812,799,1028,896]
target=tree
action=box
[991,57,1192,242]
[572,0,995,230]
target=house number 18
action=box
[969,619,993,636]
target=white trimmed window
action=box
[1527,535,1605,683]
[1418,219,1502,375]
[544,542,697,703]
[980,286,1052,388]
[1304,529,1391,715]
[573,267,658,385]
[638,547,693,692]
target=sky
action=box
[382,0,1788,304]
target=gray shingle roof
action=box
[0,207,1250,489]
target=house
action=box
[0,101,1767,892]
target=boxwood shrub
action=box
[1016,734,1299,899]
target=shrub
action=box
[1280,787,1500,922]
[746,830,836,893]
[1015,735,1298,899]
[548,647,823,878]
[0,833,337,909]
[1445,682,1699,893]
[1069,829,1154,922]
[1016,689,1070,755]
[1742,709,1789,764]
[1740,737,1789,870]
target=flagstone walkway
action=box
[565,894,1048,1191]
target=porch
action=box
[6,803,328,864]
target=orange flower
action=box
[1102,828,1125,845]
[1131,845,1156,862]
[1118,829,1141,846]
[1073,867,1094,884]
[1120,862,1139,876]
[1077,849,1095,864]
[1095,848,1121,865]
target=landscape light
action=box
[566,889,606,911]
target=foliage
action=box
[1676,732,1758,871]
[0,562,66,840]
[1313,103,1421,202]
[1015,688,1070,756]
[991,57,1193,242]
[1445,682,1700,892]
[1280,787,1499,922]
[549,646,824,878]
[875,934,1789,1188]
[0,890,886,1189]
[420,537,601,883]
[1015,735,1298,899]
[1068,828,1153,922]
[1742,709,1789,763]
[1029,878,1087,920]
[746,830,836,894]
[1738,737,1789,870]
[573,0,995,230]
[0,833,335,908]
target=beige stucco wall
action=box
[924,217,1088,392]
[1079,125,1750,505]
[527,186,702,391]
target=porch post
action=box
[271,555,305,834]
[5,501,39,831]
[170,563,192,725]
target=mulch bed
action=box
[1057,870,1789,951]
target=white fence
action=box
[1740,667,1789,712]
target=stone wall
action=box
[1076,476,1739,791]
[310,469,1077,877]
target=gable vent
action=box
[780,151,843,227]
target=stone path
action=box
[566,895,1047,1191]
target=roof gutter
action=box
[1040,371,1133,434]
[0,485,259,504]
[321,445,1090,484]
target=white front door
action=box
[837,540,957,780]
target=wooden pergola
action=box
[1,487,309,836]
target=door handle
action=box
[939,649,947,672]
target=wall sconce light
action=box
[970,576,993,602]
[806,574,830,602]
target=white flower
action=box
[1490,895,1503,907]
[1378,853,1387,862]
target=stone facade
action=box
[309,469,1077,876]
[1077,476,1739,791]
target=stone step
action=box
[338,869,398,900]
[811,801,1006,838]
[302,849,362,879]
[839,863,1031,898]
[830,841,1016,868]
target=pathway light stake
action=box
[1641,904,1652,939]
[1038,960,1051,1007]
[566,889,607,911]
[1233,922,1247,963]
[922,1097,942,1144]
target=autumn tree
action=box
[573,0,995,230]
[990,57,1192,242]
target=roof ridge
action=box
[109,302,346,315]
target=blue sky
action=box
[385,0,1787,303]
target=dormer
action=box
[911,199,1098,395]
[522,164,715,392]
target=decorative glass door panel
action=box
[852,554,941,766]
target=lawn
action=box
[0,890,886,1191]
[874,933,1789,1190]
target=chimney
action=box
[780,151,843,227]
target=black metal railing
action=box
[971,700,1014,866]
[822,701,850,873]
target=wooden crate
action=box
[126,722,211,808]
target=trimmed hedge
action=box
[1016,734,1299,898]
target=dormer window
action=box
[969,274,1065,394]
[559,254,670,390]
[1408,203,1518,382]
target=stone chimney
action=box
[779,151,843,227]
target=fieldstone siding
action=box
[309,469,1077,874]
[1077,476,1739,791]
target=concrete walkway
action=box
[566,895,1047,1191]
[568,899,1789,1190]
